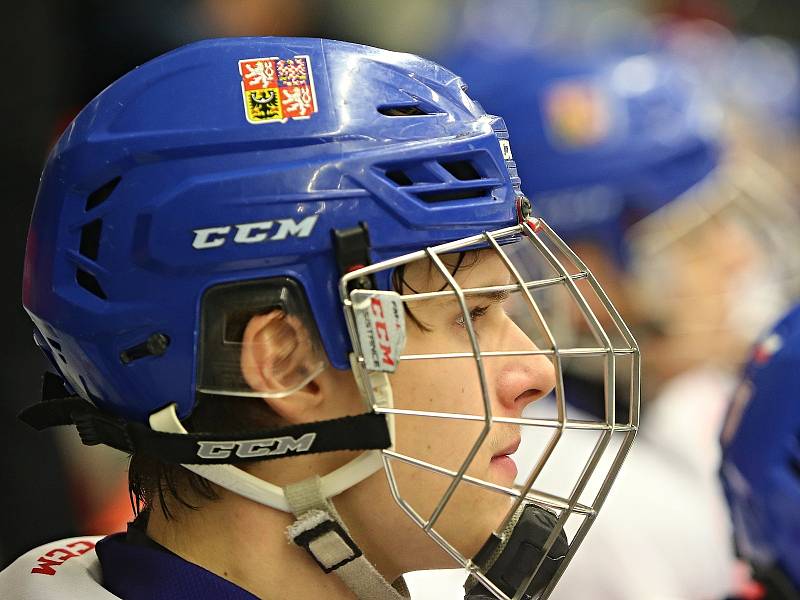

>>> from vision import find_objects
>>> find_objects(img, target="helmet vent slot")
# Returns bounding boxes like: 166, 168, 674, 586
378, 105, 431, 116
385, 169, 414, 186
85, 176, 121, 211
76, 269, 107, 300
79, 219, 103, 261
416, 187, 493, 203
439, 160, 481, 181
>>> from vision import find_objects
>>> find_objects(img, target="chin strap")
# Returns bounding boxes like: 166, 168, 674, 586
283, 367, 406, 600
284, 475, 408, 600
20, 373, 391, 465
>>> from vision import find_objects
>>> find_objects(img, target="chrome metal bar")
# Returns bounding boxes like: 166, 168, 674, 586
513, 428, 614, 600
524, 221, 614, 353
399, 273, 589, 303
373, 406, 637, 431
540, 428, 639, 597
382, 450, 595, 516
381, 456, 428, 529
534, 220, 641, 428
339, 225, 525, 287
335, 223, 641, 600
537, 219, 640, 357
395, 347, 637, 361
423, 247, 492, 531
484, 230, 567, 542
424, 527, 471, 571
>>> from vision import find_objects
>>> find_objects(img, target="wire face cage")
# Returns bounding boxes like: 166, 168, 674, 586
340, 219, 640, 600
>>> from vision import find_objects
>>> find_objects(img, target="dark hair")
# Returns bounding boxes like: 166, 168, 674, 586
128, 394, 284, 520
392, 251, 479, 331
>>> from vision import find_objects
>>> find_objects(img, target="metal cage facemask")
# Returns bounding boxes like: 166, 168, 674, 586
341, 217, 640, 600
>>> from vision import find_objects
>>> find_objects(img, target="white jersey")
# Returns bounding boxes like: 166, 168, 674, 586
550, 368, 738, 600
0, 536, 118, 599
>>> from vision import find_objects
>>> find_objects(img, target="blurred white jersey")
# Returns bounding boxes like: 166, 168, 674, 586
406, 368, 738, 600
549, 371, 737, 599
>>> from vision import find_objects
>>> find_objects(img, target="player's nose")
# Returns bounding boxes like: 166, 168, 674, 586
494, 319, 556, 415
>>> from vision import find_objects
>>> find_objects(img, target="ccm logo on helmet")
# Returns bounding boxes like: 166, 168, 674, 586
196, 433, 317, 459
370, 297, 395, 368
192, 215, 319, 249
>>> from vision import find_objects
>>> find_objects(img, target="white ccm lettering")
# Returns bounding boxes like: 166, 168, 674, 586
192, 215, 319, 250
196, 433, 317, 460
271, 216, 318, 240
192, 226, 231, 249
233, 221, 273, 244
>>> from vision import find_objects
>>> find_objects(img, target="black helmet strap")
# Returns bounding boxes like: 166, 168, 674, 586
19, 372, 390, 465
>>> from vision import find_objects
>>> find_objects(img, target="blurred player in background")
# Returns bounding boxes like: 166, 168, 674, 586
623, 22, 800, 560
405, 3, 800, 598
720, 303, 800, 600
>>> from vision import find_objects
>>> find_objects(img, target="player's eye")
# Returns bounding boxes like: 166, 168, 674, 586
453, 289, 511, 329
455, 305, 490, 328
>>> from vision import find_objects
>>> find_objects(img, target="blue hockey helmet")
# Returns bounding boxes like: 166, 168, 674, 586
442, 44, 722, 266
720, 304, 800, 593
22, 37, 522, 423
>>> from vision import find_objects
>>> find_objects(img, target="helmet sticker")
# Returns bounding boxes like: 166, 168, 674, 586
238, 55, 319, 124
351, 290, 406, 372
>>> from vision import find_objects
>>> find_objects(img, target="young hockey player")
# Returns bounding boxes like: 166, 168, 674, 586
1, 37, 638, 599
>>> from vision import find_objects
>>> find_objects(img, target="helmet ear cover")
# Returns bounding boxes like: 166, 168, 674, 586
197, 276, 326, 400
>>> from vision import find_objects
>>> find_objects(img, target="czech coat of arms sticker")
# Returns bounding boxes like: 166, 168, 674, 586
238, 55, 319, 124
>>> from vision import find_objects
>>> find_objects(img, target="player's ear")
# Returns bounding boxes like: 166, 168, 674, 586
240, 311, 324, 421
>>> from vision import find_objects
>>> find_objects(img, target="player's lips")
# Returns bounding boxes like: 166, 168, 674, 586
492, 438, 521, 459
490, 438, 521, 481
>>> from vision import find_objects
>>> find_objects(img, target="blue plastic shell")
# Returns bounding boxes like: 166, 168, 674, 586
23, 38, 520, 422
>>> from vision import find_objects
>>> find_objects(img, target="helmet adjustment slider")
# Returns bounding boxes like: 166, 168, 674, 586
334, 223, 374, 292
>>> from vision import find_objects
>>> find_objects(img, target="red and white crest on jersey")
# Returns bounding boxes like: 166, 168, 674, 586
752, 332, 783, 365
238, 55, 318, 124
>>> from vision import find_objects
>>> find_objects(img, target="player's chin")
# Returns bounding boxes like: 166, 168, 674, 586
475, 471, 516, 516
464, 493, 516, 557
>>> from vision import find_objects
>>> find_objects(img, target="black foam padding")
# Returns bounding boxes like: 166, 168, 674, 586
466, 504, 569, 600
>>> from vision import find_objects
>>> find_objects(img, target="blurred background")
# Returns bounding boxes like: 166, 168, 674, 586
4, 1, 798, 598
